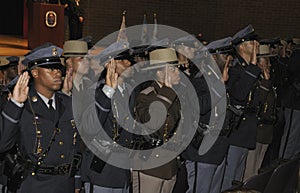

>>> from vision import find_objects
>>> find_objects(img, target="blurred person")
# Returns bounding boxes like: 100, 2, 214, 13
87, 45, 105, 82
279, 38, 300, 160
0, 57, 19, 87
132, 48, 181, 193
172, 36, 232, 193
68, 0, 84, 40
62, 40, 90, 94
80, 42, 134, 193
243, 44, 277, 180
221, 25, 261, 191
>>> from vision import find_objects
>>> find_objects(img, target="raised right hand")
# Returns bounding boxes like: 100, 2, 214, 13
105, 59, 118, 89
12, 71, 30, 103
250, 40, 259, 65
62, 68, 73, 94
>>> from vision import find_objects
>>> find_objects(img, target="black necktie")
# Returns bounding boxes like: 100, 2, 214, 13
48, 99, 55, 111
123, 88, 128, 98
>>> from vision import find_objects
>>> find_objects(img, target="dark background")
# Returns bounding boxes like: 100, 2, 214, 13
0, 0, 24, 35
1, 0, 300, 43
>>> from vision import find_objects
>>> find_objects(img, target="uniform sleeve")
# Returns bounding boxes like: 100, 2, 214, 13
95, 83, 112, 125
192, 76, 211, 118
257, 79, 274, 109
135, 93, 151, 123
0, 100, 22, 153
227, 64, 261, 104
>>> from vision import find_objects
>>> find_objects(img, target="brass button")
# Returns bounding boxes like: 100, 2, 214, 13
59, 141, 64, 145
31, 96, 37, 102
60, 154, 65, 159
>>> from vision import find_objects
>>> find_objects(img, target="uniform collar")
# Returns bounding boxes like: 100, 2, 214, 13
37, 92, 56, 110
118, 82, 126, 95
236, 54, 249, 67
73, 79, 83, 91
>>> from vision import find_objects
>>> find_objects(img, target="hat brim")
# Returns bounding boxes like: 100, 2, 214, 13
209, 47, 233, 55
0, 57, 9, 68
174, 42, 198, 49
28, 57, 63, 69
141, 61, 179, 71
233, 34, 259, 46
36, 63, 66, 76
257, 53, 277, 58
2, 75, 19, 93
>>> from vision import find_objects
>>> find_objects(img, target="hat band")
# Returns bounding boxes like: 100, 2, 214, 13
28, 57, 62, 69
209, 46, 233, 54
64, 52, 87, 56
233, 35, 258, 46
150, 60, 178, 65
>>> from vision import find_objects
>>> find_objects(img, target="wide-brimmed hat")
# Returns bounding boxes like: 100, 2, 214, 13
78, 36, 93, 49
293, 38, 300, 45
142, 48, 179, 71
0, 57, 10, 68
63, 40, 88, 57
257, 45, 277, 58
280, 39, 288, 47
0, 56, 19, 69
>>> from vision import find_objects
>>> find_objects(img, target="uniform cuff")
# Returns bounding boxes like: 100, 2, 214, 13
10, 98, 24, 108
245, 64, 261, 78
2, 100, 23, 123
102, 85, 115, 99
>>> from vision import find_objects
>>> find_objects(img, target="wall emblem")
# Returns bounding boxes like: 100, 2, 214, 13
45, 11, 57, 27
